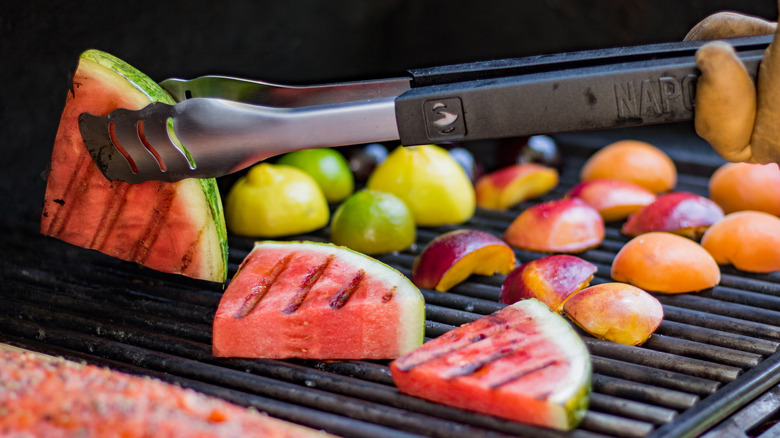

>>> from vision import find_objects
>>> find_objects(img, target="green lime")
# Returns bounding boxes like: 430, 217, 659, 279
277, 148, 355, 202
330, 190, 416, 255
225, 163, 329, 237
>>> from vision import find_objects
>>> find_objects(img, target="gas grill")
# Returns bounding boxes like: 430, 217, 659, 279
2, 122, 780, 438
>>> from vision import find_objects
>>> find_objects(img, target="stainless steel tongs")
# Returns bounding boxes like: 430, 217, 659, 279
79, 35, 772, 183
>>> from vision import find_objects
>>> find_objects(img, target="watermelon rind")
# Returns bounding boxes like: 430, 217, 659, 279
81, 49, 229, 277
518, 299, 591, 429
214, 240, 426, 359
41, 49, 228, 282
390, 298, 591, 431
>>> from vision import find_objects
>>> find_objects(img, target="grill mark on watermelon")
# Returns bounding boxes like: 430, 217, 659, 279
91, 182, 131, 249
236, 253, 293, 318
44, 152, 94, 238
487, 359, 560, 389
177, 227, 202, 275
382, 286, 396, 303
282, 255, 335, 314
130, 183, 176, 262
393, 313, 514, 372
439, 344, 526, 380
330, 269, 365, 309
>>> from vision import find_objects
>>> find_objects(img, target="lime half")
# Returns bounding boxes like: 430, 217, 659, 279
277, 148, 355, 202
330, 190, 416, 255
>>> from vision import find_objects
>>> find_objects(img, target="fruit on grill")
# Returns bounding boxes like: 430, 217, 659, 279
40, 49, 228, 283
0, 349, 334, 437
212, 241, 425, 359
495, 136, 563, 170
330, 189, 415, 255
503, 198, 605, 253
474, 163, 559, 210
516, 135, 563, 169
389, 298, 591, 431
366, 144, 475, 226
611, 232, 721, 293
701, 211, 780, 273
566, 179, 657, 222
579, 140, 677, 194
708, 162, 780, 216
411, 229, 516, 292
225, 163, 329, 238
345, 143, 388, 181
277, 148, 355, 203
448, 146, 482, 182
621, 192, 725, 239
562, 282, 664, 346
499, 255, 597, 312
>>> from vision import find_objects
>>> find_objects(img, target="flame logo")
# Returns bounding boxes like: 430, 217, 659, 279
431, 102, 459, 132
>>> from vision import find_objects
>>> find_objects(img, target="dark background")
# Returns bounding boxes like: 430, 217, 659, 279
1, 0, 777, 224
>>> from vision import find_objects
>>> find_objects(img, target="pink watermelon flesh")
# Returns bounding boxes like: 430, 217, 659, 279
40, 50, 227, 283
390, 299, 591, 431
212, 241, 425, 360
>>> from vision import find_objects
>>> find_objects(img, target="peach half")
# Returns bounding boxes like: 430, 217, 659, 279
621, 192, 724, 239
580, 140, 677, 194
567, 178, 657, 222
611, 232, 720, 293
503, 198, 605, 253
412, 229, 516, 292
475, 163, 559, 210
499, 255, 597, 312
708, 162, 780, 216
563, 282, 663, 346
701, 211, 780, 273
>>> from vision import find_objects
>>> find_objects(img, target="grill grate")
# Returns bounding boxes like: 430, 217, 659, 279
2, 129, 780, 437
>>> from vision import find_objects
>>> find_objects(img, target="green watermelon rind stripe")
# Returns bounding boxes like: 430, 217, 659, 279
80, 49, 229, 281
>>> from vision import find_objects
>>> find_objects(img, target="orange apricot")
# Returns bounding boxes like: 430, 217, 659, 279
611, 232, 720, 293
708, 162, 780, 216
563, 282, 663, 346
580, 140, 677, 194
701, 211, 780, 273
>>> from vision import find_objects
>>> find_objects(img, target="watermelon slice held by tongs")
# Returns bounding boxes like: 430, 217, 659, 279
78, 35, 771, 184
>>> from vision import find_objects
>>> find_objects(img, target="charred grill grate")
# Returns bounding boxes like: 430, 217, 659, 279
2, 128, 780, 437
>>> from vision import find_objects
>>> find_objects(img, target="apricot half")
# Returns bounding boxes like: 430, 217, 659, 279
563, 282, 663, 346
567, 179, 657, 222
500, 255, 597, 312
701, 211, 780, 273
475, 163, 559, 210
611, 232, 720, 293
621, 192, 724, 239
708, 162, 780, 216
412, 229, 516, 292
580, 140, 677, 194
503, 198, 605, 253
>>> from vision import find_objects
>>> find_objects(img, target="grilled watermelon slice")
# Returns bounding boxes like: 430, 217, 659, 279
212, 241, 425, 359
0, 349, 334, 437
390, 299, 591, 431
40, 50, 227, 282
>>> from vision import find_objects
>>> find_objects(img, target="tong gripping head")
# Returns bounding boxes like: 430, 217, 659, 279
78, 102, 197, 184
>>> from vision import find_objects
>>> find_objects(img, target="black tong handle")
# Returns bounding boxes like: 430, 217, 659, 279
396, 34, 772, 145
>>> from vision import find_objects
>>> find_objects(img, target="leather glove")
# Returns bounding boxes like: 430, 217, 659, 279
686, 8, 780, 163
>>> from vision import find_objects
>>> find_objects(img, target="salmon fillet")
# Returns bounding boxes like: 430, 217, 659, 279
0, 349, 336, 437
